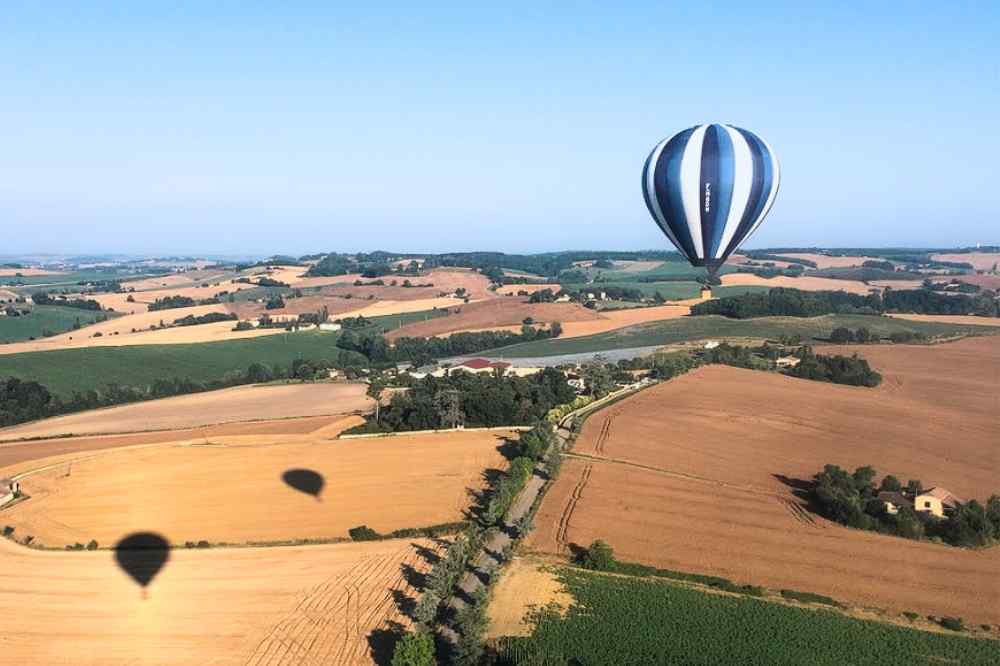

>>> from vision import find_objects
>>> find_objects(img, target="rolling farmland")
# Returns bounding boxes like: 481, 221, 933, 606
484, 313, 1000, 358
526, 337, 1000, 624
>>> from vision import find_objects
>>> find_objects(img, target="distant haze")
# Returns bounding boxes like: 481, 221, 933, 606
2, 5, 997, 255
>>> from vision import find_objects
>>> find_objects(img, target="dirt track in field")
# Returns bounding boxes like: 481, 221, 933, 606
527, 337, 1000, 624
1, 428, 512, 547
0, 383, 373, 441
0, 535, 438, 665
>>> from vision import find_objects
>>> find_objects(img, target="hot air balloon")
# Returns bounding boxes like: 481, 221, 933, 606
642, 124, 780, 277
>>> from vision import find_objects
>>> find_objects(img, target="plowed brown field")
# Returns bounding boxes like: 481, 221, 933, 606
781, 253, 880, 269
0, 536, 438, 665
2, 428, 512, 547
385, 299, 603, 340
527, 337, 1000, 623
0, 383, 372, 440
932, 252, 1000, 271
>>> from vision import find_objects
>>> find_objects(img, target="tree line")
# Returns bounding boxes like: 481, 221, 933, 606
691, 287, 998, 319
348, 369, 576, 434
148, 295, 221, 311
31, 291, 103, 311
811, 464, 1000, 548
336, 325, 560, 368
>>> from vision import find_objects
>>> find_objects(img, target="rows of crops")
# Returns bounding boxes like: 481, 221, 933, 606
496, 568, 997, 664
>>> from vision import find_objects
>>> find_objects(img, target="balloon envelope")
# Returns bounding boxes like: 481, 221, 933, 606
642, 124, 780, 275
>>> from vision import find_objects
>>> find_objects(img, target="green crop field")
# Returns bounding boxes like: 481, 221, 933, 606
484, 314, 1000, 357
593, 261, 738, 282
567, 281, 703, 300
0, 270, 148, 289
710, 284, 773, 298
0, 330, 347, 396
496, 568, 998, 665
0, 306, 111, 343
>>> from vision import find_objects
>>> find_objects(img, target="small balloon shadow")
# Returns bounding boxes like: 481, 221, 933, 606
114, 532, 170, 598
282, 468, 325, 500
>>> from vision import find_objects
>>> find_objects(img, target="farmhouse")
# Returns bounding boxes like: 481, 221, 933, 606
454, 358, 512, 374
877, 491, 910, 515
0, 478, 21, 506
876, 487, 964, 518
915, 487, 964, 518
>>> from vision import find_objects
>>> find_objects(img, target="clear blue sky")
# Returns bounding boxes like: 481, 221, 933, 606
2, 2, 998, 256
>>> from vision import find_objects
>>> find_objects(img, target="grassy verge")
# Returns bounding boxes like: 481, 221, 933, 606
0, 329, 345, 396
494, 567, 998, 664
482, 314, 1000, 358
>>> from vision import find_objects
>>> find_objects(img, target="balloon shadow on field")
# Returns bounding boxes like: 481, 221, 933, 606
114, 532, 170, 599
282, 468, 325, 500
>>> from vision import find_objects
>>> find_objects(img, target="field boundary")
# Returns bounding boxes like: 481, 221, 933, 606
338, 425, 531, 440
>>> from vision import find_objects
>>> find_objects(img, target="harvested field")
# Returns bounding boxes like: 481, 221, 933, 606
2, 428, 513, 547
496, 284, 557, 296
0, 267, 62, 276
527, 337, 1000, 623
0, 306, 283, 355
487, 558, 572, 639
780, 253, 880, 269
559, 304, 693, 339
89, 291, 149, 314
887, 313, 1000, 327
0, 536, 438, 665
932, 252, 1000, 271
0, 383, 372, 440
385, 299, 603, 340
0, 415, 358, 470
951, 273, 1000, 290
719, 272, 876, 294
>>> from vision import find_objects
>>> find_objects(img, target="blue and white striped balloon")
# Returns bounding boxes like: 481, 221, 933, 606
641, 124, 780, 275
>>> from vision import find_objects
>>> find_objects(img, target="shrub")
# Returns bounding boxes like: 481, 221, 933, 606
939, 617, 965, 632
196, 540, 211, 548
86, 539, 98, 550
579, 540, 615, 571
903, 611, 920, 621
390, 630, 436, 666
2, 526, 13, 537
779, 589, 842, 608
184, 541, 196, 549
348, 525, 381, 541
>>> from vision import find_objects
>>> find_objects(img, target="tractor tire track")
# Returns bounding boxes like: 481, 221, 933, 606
556, 463, 592, 552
